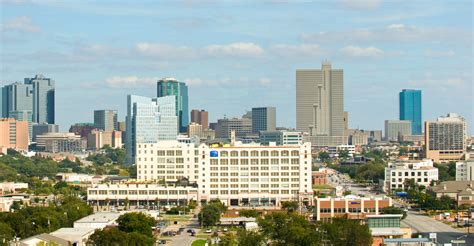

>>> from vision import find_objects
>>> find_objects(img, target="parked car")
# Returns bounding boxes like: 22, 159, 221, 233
205, 229, 212, 233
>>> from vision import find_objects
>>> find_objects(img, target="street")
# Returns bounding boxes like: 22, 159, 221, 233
167, 218, 201, 246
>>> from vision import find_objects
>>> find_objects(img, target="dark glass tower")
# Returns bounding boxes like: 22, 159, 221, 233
399, 89, 422, 135
157, 78, 189, 133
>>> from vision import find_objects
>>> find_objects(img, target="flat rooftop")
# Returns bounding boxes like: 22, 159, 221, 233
74, 212, 121, 224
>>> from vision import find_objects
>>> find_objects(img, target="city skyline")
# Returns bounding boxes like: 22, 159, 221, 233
1, 1, 472, 133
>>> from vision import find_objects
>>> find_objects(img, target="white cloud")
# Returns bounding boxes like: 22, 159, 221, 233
135, 42, 197, 59
270, 44, 323, 58
1, 16, 41, 33
105, 76, 158, 88
204, 42, 264, 58
339, 45, 384, 58
300, 24, 471, 44
338, 0, 383, 10
424, 50, 455, 58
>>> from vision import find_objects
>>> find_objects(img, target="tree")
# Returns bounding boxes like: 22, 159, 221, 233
338, 150, 350, 160
208, 199, 227, 213
117, 212, 157, 237
281, 201, 299, 212
318, 151, 330, 162
399, 147, 409, 156
381, 206, 407, 219
238, 209, 260, 218
220, 232, 238, 246
198, 205, 221, 227
188, 199, 197, 210
236, 229, 265, 246
0, 222, 14, 243
320, 218, 372, 246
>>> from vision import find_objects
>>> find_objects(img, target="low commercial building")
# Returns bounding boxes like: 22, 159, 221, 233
73, 211, 121, 229
20, 233, 70, 246
260, 130, 304, 146
367, 214, 412, 246
384, 159, 438, 192
0, 182, 28, 194
49, 227, 95, 246
431, 181, 474, 207
314, 196, 392, 221
36, 132, 86, 153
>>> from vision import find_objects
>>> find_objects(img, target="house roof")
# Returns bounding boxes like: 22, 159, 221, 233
431, 181, 474, 194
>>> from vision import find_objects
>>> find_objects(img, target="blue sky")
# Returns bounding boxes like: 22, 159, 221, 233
1, 0, 472, 133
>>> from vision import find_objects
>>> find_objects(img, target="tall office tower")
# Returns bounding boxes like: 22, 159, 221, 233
94, 110, 118, 131
0, 118, 29, 151
425, 113, 467, 163
157, 78, 188, 133
32, 123, 59, 142
399, 89, 422, 135
384, 120, 412, 141
190, 109, 209, 129
125, 95, 178, 165
251, 107, 276, 134
2, 82, 33, 118
24, 75, 55, 124
296, 61, 346, 146
9, 110, 33, 142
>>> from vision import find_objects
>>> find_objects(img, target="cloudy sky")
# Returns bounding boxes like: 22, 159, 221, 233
1, 0, 472, 133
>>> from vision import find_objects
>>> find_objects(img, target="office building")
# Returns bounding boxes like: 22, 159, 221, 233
32, 123, 59, 142
9, 110, 33, 142
125, 95, 178, 165
0, 118, 29, 151
1, 82, 33, 119
384, 120, 411, 141
190, 109, 209, 129
456, 161, 474, 181
260, 130, 304, 146
215, 117, 252, 139
94, 110, 118, 131
399, 89, 422, 135
366, 130, 383, 143
87, 130, 122, 150
36, 132, 85, 153
157, 78, 188, 132
24, 74, 55, 124
425, 113, 467, 163
296, 61, 346, 146
69, 123, 95, 139
135, 141, 313, 206
383, 159, 438, 192
314, 196, 392, 221
251, 107, 276, 134
187, 122, 203, 139
345, 129, 369, 146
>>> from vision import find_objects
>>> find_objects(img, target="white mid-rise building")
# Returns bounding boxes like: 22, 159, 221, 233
327, 145, 355, 157
119, 141, 314, 207
456, 160, 474, 181
384, 159, 438, 192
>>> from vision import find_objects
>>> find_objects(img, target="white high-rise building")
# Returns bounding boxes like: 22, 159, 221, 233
135, 141, 313, 206
125, 95, 178, 165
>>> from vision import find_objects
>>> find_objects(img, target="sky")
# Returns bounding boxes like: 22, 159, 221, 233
1, 0, 473, 133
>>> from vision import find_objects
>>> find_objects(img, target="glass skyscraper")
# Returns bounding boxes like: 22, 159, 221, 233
157, 78, 188, 133
94, 110, 118, 131
125, 95, 178, 165
24, 75, 55, 124
399, 89, 422, 135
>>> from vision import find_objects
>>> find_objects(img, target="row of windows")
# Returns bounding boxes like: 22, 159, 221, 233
391, 171, 431, 176
209, 184, 300, 188
89, 190, 189, 195
209, 172, 301, 176
319, 207, 376, 213
391, 178, 429, 183
209, 166, 300, 171
220, 150, 302, 157
209, 178, 302, 182
210, 159, 303, 165
209, 190, 300, 194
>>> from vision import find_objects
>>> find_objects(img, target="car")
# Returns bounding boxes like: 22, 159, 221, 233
205, 229, 212, 233
223, 228, 228, 232
187, 229, 193, 233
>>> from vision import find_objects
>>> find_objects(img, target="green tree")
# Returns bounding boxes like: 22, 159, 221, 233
238, 209, 260, 218
198, 205, 221, 227
338, 150, 350, 159
188, 199, 197, 210
117, 212, 157, 237
281, 201, 299, 213
0, 222, 14, 244
318, 151, 330, 162
381, 206, 407, 219
220, 232, 238, 246
320, 218, 372, 246
236, 229, 265, 246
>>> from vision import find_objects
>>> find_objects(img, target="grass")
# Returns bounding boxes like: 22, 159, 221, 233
313, 184, 334, 189
191, 239, 207, 246
161, 214, 193, 221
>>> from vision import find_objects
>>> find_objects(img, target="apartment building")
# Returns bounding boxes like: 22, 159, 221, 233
314, 196, 392, 221
456, 160, 474, 181
384, 159, 438, 192
134, 141, 313, 207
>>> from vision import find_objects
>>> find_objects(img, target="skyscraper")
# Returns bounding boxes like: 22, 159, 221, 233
157, 78, 188, 133
399, 89, 422, 135
125, 95, 178, 165
94, 110, 118, 131
425, 113, 466, 163
384, 120, 412, 141
24, 75, 55, 124
190, 109, 209, 129
251, 107, 276, 134
296, 61, 346, 146
2, 82, 33, 119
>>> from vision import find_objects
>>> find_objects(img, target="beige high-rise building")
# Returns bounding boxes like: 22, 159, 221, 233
384, 120, 412, 141
190, 109, 208, 129
187, 122, 203, 139
425, 113, 466, 163
296, 61, 346, 146
0, 118, 29, 151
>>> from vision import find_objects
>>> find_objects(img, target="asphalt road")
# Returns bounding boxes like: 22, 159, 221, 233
168, 218, 201, 246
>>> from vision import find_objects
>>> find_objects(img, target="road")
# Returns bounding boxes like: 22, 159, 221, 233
167, 218, 201, 246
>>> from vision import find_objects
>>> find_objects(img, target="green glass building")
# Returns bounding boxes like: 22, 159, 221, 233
157, 78, 188, 133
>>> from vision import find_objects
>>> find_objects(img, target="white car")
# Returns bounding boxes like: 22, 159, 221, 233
205, 229, 212, 233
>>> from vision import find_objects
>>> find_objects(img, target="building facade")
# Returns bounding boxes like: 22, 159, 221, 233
425, 113, 467, 163
0, 118, 29, 151
384, 120, 411, 142
456, 160, 474, 181
24, 74, 55, 124
135, 141, 313, 206
187, 122, 203, 139
384, 159, 438, 192
399, 89, 422, 135
190, 109, 208, 129
251, 107, 276, 134
94, 110, 118, 131
36, 132, 86, 153
260, 130, 304, 146
157, 78, 188, 132
125, 95, 178, 165
9, 110, 33, 142
87, 130, 122, 150
32, 123, 59, 142
314, 196, 392, 221
215, 118, 252, 139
